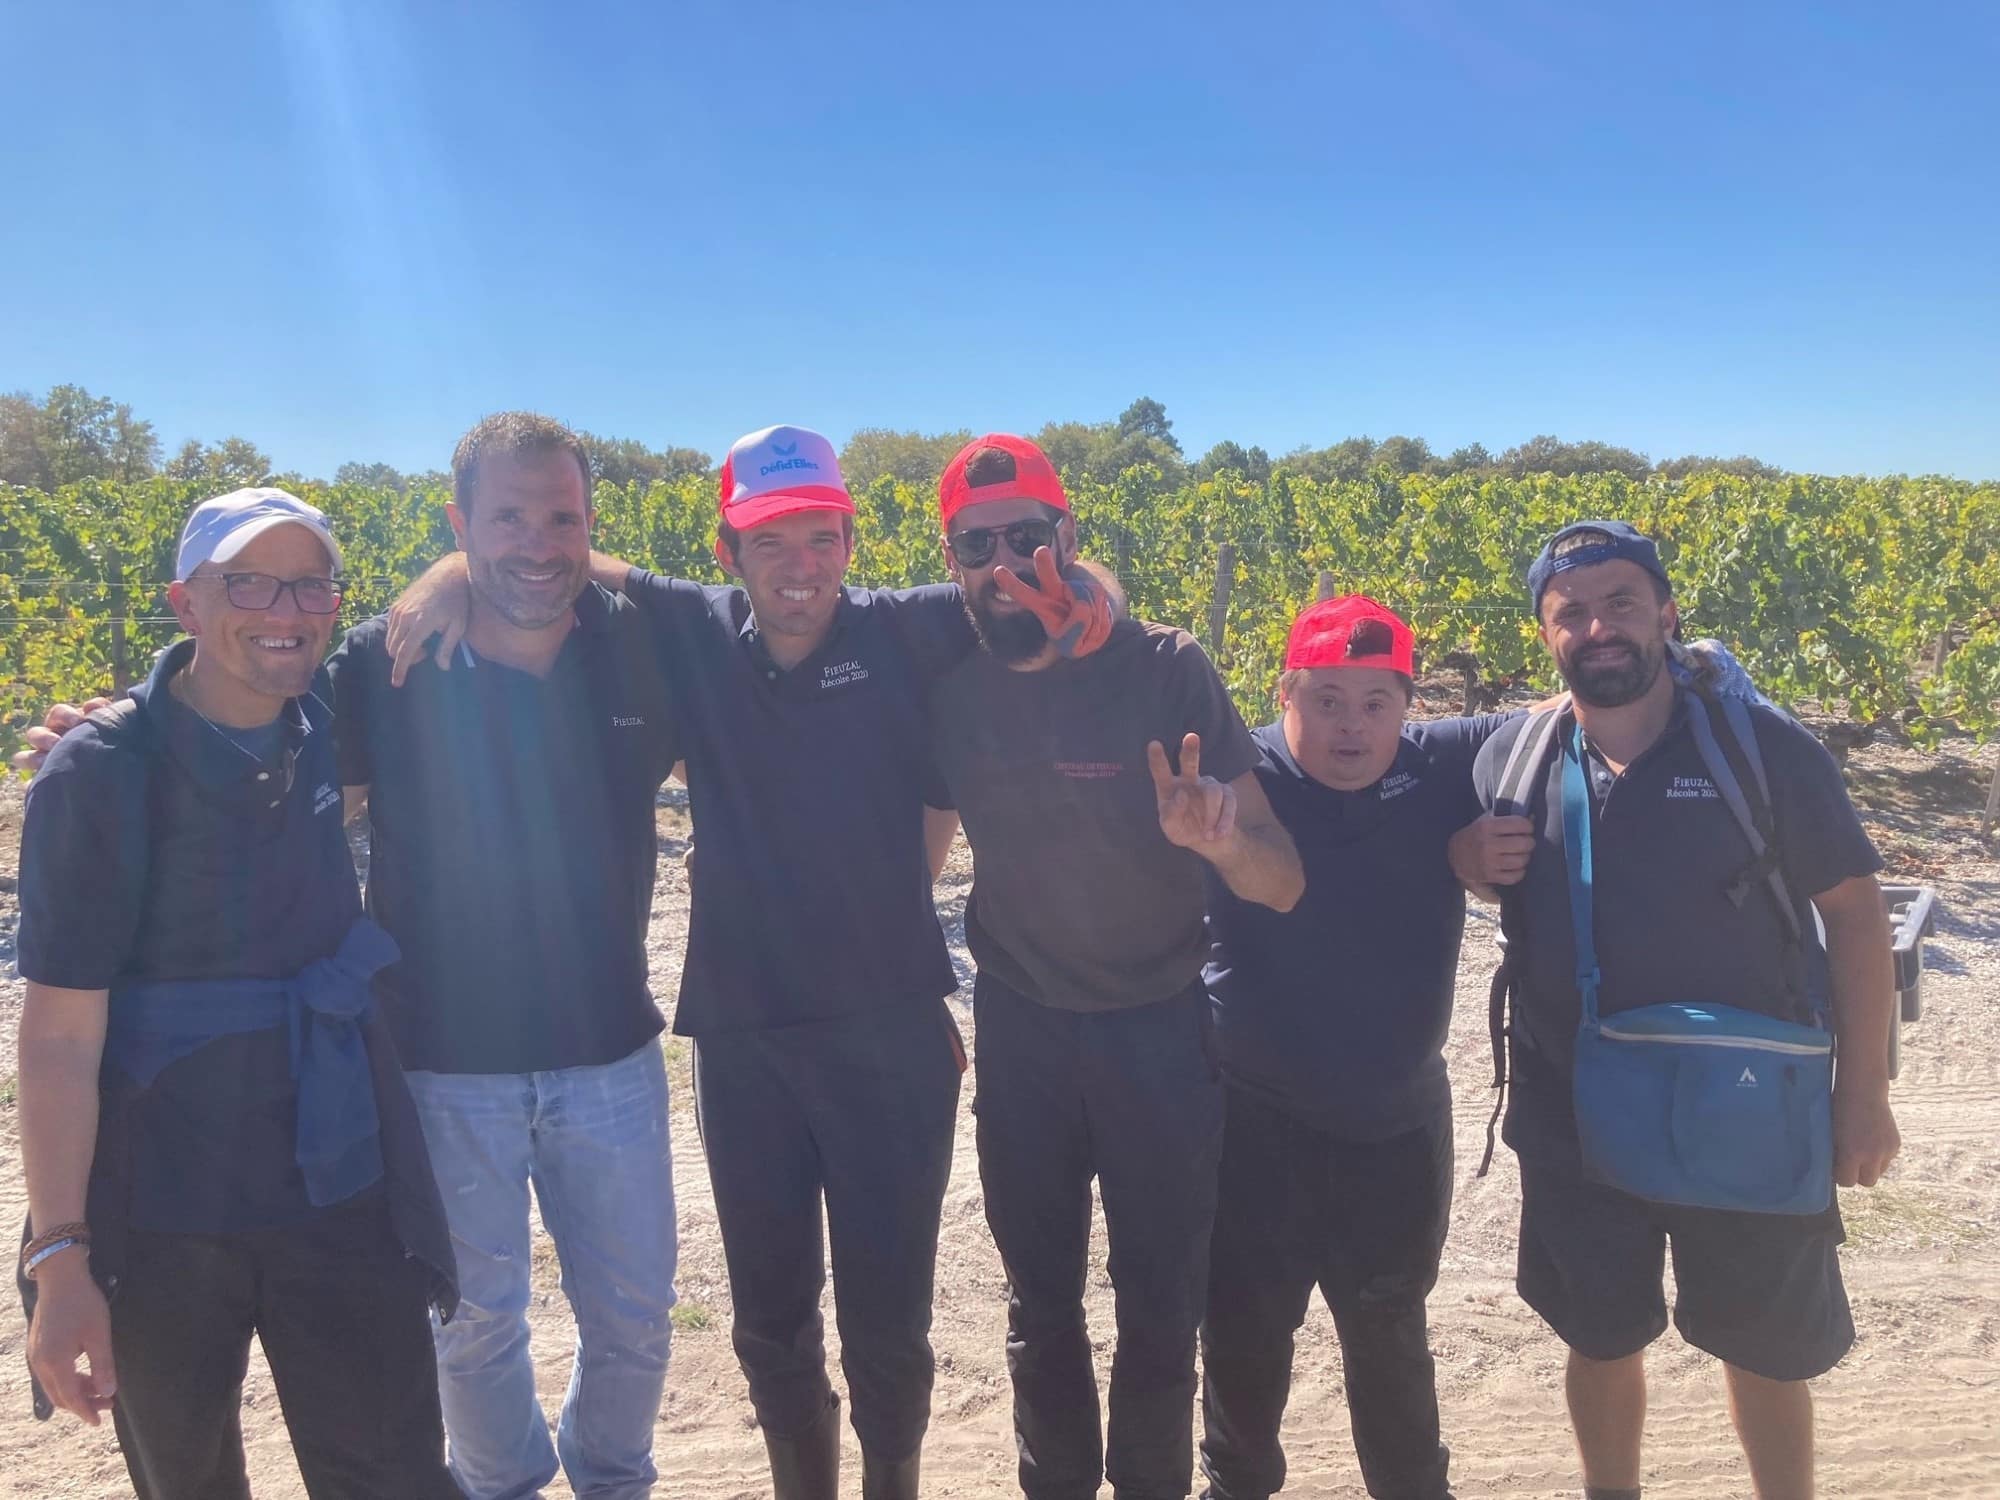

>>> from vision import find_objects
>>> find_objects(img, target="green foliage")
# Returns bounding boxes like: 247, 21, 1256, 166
6, 468, 1997, 757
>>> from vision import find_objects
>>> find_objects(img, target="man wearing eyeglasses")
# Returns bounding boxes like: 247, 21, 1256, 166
925, 435, 1306, 1500
15, 489, 460, 1498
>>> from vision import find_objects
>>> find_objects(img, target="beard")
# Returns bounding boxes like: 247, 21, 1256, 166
1560, 634, 1666, 708
469, 551, 587, 630
962, 580, 1049, 664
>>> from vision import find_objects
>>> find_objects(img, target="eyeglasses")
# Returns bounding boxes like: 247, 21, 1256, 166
948, 519, 1058, 569
205, 573, 345, 614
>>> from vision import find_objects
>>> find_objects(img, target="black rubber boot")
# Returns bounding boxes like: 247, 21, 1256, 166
861, 1446, 922, 1500
765, 1394, 842, 1500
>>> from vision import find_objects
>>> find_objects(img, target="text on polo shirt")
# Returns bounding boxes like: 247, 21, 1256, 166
1668, 776, 1721, 800
820, 659, 870, 689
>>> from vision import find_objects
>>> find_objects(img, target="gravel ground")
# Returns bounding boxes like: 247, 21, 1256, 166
0, 720, 1995, 1499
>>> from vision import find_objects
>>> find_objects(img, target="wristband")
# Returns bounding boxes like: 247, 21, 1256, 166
22, 1238, 87, 1279
20, 1219, 92, 1279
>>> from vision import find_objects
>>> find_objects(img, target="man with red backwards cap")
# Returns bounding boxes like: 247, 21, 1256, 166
926, 435, 1305, 1500
1196, 595, 1523, 1500
384, 423, 1113, 1500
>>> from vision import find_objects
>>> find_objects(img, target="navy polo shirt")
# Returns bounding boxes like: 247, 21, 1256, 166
1472, 691, 1882, 1142
622, 572, 967, 1035
1204, 714, 1515, 1140
17, 637, 359, 1231
328, 584, 679, 1074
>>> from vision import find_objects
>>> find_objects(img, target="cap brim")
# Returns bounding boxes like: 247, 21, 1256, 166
721, 488, 857, 530
208, 514, 344, 573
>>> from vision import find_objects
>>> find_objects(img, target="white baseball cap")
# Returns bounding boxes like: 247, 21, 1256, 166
176, 488, 343, 579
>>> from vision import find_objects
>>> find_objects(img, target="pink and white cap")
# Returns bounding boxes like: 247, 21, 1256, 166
176, 487, 342, 579
717, 425, 854, 530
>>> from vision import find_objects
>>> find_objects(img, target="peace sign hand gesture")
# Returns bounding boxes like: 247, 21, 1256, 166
1147, 732, 1238, 851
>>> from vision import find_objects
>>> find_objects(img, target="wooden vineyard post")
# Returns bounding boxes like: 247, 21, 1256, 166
1209, 543, 1236, 655
107, 547, 131, 694
1983, 753, 2000, 838
1316, 570, 1337, 601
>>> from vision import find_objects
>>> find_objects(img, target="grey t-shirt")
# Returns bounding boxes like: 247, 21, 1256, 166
929, 619, 1258, 1012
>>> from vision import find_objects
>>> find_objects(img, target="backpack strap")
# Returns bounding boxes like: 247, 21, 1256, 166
1475, 705, 1565, 1179
1682, 694, 1802, 946
1492, 705, 1564, 817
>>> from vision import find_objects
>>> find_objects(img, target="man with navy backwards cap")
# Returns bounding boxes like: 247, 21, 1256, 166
15, 489, 459, 1498
383, 423, 1113, 1500
1461, 520, 1902, 1500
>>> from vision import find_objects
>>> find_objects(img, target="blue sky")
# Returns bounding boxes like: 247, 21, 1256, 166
4, 0, 1996, 479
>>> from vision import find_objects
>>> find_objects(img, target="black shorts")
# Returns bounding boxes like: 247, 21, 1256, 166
1515, 1151, 1854, 1381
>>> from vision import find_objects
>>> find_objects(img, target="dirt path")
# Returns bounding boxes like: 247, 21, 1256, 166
1, 735, 1995, 1499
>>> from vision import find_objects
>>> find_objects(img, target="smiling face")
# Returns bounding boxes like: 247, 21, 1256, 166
944, 496, 1075, 663
447, 448, 593, 630
1539, 558, 1677, 708
723, 508, 855, 661
1280, 665, 1411, 790
168, 522, 339, 712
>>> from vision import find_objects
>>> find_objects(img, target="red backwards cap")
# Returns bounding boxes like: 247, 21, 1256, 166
1286, 595, 1416, 677
938, 434, 1070, 529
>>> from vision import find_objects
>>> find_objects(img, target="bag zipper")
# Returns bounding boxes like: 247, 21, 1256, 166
1596, 1025, 1828, 1056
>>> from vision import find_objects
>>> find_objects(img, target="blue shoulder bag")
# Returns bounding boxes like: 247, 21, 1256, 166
1558, 709, 1835, 1215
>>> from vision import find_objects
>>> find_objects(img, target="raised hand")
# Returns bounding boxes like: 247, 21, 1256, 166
10, 699, 112, 776
384, 555, 474, 686
993, 547, 1113, 659
1146, 732, 1237, 851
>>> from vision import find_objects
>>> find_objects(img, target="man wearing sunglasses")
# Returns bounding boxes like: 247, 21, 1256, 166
379, 422, 1115, 1500
15, 488, 460, 1497
926, 434, 1305, 1500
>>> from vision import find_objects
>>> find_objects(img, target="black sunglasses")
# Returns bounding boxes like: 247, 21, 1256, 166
948, 519, 1058, 569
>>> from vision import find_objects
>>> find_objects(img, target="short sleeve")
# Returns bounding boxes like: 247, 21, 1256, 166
16, 735, 151, 990
325, 622, 379, 787
1169, 636, 1259, 785
874, 584, 976, 685
1755, 711, 1883, 898
1420, 711, 1521, 774
1470, 718, 1522, 812
1416, 711, 1522, 822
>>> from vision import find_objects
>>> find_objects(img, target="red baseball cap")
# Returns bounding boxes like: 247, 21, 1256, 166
718, 424, 855, 530
1286, 595, 1416, 677
938, 434, 1070, 529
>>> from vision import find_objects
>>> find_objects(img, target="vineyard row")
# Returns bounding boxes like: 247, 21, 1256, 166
6, 467, 1997, 756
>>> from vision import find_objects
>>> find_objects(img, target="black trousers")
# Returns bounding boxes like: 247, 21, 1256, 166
107, 1189, 458, 1500
692, 998, 962, 1460
1200, 1086, 1454, 1500
973, 973, 1224, 1500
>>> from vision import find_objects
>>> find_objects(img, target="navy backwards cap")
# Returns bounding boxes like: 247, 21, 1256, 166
1527, 519, 1672, 613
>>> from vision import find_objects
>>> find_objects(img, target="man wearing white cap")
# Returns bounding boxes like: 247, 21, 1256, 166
15, 489, 460, 1498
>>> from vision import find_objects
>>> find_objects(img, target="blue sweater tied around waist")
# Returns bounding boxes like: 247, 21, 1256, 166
104, 917, 400, 1209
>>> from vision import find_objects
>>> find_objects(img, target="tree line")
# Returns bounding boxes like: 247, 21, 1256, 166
2, 385, 1796, 501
